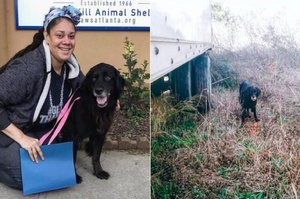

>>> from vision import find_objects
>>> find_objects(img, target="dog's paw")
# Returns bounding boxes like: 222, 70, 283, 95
95, 170, 110, 179
76, 174, 83, 184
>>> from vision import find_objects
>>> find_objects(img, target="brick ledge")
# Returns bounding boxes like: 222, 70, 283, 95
80, 136, 150, 151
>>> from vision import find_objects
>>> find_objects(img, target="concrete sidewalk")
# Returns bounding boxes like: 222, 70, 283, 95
0, 150, 150, 199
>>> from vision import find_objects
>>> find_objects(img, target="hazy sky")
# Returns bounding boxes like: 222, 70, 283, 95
151, 0, 300, 46
218, 0, 300, 29
217, 0, 300, 46
222, 0, 299, 15
151, 0, 211, 41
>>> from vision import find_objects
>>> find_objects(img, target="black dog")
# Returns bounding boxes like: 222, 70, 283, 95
239, 80, 261, 123
60, 63, 125, 183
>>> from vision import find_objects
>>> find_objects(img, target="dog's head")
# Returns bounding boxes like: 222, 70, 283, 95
240, 81, 261, 102
248, 86, 261, 102
81, 63, 125, 108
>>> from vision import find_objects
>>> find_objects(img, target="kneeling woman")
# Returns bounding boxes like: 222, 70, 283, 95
0, 5, 84, 189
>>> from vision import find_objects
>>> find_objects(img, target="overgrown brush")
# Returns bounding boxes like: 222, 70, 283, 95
151, 2, 300, 197
151, 46, 300, 198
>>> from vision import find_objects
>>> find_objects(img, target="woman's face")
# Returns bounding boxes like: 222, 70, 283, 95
44, 18, 76, 67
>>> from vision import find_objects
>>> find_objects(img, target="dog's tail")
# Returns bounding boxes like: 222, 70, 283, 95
239, 80, 249, 104
240, 80, 248, 90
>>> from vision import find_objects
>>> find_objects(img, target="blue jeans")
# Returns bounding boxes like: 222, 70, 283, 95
0, 141, 23, 190
0, 131, 57, 190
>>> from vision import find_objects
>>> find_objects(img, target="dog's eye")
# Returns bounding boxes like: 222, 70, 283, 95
104, 76, 111, 81
92, 74, 99, 82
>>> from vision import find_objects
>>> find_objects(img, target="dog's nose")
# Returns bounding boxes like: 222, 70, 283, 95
95, 88, 104, 95
251, 96, 257, 101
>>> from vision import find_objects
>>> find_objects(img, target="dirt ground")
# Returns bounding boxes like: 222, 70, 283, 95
108, 111, 150, 141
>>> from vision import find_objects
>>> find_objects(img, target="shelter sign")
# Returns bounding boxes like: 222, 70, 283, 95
15, 0, 150, 30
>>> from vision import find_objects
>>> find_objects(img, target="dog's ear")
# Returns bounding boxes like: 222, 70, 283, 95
115, 70, 125, 98
255, 87, 261, 97
241, 86, 251, 97
80, 68, 94, 94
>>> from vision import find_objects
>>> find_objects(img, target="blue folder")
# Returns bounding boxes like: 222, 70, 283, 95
20, 142, 76, 195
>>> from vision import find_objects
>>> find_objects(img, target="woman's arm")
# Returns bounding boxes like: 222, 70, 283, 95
2, 124, 44, 163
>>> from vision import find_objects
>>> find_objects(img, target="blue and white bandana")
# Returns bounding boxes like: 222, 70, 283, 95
43, 5, 81, 30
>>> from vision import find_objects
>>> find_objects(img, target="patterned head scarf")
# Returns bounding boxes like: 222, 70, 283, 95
43, 5, 82, 30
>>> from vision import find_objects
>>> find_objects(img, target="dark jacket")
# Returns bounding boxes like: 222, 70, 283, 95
0, 41, 84, 143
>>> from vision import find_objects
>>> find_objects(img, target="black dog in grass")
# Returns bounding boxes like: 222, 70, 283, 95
60, 63, 125, 183
239, 80, 261, 123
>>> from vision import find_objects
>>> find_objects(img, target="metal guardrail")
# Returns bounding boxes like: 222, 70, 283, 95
151, 36, 212, 82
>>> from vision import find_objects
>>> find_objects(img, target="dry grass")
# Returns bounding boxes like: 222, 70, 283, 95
151, 46, 300, 198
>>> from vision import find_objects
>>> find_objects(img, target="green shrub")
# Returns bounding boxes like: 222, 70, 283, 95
121, 37, 150, 119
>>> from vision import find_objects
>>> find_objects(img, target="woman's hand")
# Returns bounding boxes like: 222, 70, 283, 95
19, 135, 44, 163
2, 123, 44, 163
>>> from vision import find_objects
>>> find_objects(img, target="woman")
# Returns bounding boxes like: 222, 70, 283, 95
0, 5, 84, 189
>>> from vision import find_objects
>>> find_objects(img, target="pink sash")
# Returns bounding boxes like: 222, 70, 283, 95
39, 95, 80, 145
